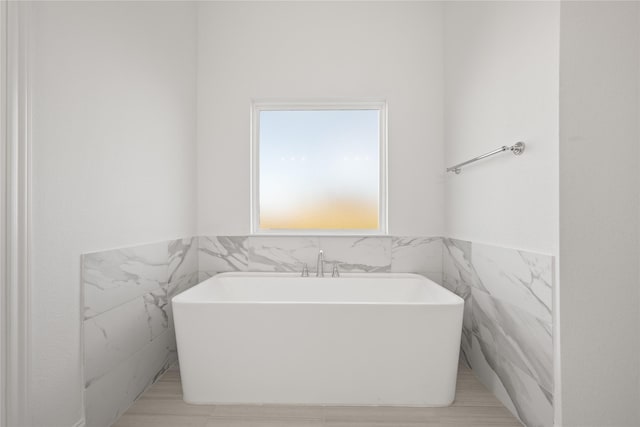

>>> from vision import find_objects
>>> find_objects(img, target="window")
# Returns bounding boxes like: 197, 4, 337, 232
251, 101, 387, 234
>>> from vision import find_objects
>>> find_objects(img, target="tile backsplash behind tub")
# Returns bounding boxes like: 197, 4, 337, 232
199, 235, 443, 283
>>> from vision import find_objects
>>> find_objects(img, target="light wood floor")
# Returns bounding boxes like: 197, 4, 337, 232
113, 365, 523, 427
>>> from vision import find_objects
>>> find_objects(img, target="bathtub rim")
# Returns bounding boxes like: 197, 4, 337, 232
172, 272, 464, 307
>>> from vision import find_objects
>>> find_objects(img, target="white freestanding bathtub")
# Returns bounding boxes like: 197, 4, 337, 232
172, 272, 464, 407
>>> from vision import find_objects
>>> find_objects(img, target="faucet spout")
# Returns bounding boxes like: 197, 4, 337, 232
316, 250, 324, 277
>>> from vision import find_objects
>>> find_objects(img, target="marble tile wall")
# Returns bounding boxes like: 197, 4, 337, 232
198, 235, 443, 284
443, 238, 554, 427
82, 237, 198, 427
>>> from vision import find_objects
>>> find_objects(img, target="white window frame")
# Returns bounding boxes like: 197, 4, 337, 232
250, 100, 388, 235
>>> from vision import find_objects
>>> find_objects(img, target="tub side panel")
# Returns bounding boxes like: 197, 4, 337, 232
173, 302, 462, 406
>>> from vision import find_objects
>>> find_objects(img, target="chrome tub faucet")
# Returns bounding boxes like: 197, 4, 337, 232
304, 250, 337, 278
316, 250, 324, 277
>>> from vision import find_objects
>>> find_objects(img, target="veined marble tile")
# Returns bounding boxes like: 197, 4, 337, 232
391, 237, 442, 283
471, 288, 553, 398
85, 329, 177, 427
319, 236, 391, 272
468, 331, 553, 427
248, 236, 319, 272
199, 236, 248, 276
148, 272, 198, 337
460, 292, 474, 367
447, 239, 556, 427
83, 242, 169, 319
168, 237, 198, 283
442, 238, 480, 297
495, 354, 554, 427
465, 335, 518, 418
167, 272, 199, 331
84, 291, 168, 387
442, 240, 475, 358
168, 271, 199, 300
164, 272, 199, 353
472, 243, 553, 323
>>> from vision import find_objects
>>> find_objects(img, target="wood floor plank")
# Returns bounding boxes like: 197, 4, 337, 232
211, 404, 324, 420
112, 414, 209, 427
323, 406, 440, 423
435, 406, 524, 426
157, 368, 181, 382
452, 382, 504, 407
204, 418, 322, 427
324, 422, 440, 427
139, 381, 183, 399
126, 398, 215, 416
115, 365, 523, 427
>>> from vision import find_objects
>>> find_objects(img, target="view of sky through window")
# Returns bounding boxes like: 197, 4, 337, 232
259, 109, 380, 230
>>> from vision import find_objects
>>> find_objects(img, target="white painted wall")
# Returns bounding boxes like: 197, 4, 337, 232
30, 2, 197, 426
196, 1, 444, 236
559, 2, 640, 426
443, 1, 559, 255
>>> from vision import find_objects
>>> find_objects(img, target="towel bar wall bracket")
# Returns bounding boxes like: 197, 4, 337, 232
446, 141, 525, 174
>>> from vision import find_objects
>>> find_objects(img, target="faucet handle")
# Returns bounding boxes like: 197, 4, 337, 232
332, 264, 340, 278
301, 263, 309, 277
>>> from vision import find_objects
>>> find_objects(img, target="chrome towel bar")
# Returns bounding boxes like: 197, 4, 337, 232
446, 142, 525, 174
